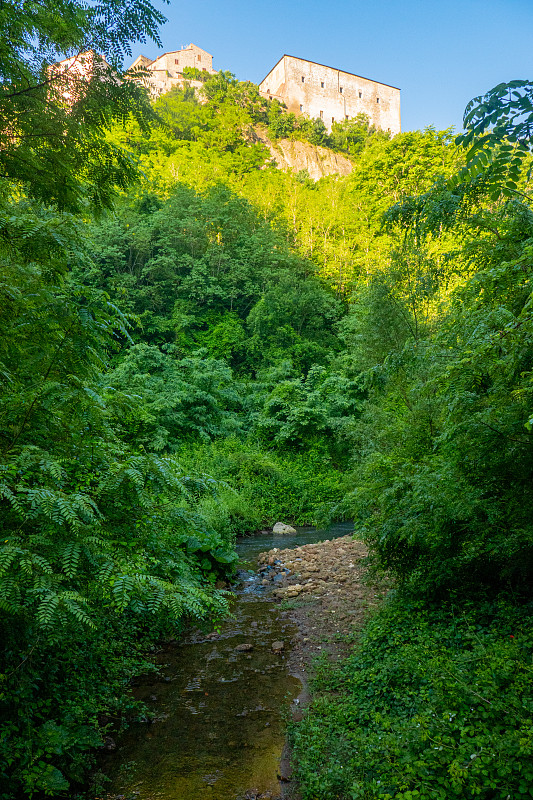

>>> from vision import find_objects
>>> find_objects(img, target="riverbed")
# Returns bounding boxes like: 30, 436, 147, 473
102, 522, 355, 800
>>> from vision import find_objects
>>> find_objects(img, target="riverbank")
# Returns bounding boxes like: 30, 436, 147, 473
258, 536, 388, 668
256, 535, 390, 798
270, 545, 533, 800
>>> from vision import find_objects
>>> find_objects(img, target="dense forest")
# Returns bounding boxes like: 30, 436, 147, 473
1, 2, 532, 798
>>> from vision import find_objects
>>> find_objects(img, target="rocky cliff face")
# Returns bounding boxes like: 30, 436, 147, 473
251, 127, 353, 181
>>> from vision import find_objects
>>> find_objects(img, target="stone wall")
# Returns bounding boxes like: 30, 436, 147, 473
259, 54, 400, 134
128, 44, 215, 98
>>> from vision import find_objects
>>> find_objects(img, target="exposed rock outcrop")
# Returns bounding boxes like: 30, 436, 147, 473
249, 126, 353, 181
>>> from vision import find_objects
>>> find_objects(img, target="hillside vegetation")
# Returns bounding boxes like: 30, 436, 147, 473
1, 17, 533, 799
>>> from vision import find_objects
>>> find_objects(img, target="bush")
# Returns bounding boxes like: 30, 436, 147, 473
177, 438, 346, 528
291, 595, 533, 800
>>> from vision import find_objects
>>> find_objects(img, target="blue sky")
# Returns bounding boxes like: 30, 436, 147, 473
136, 0, 533, 132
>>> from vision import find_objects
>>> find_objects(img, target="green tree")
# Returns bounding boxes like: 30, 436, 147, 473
453, 80, 533, 199
329, 112, 389, 156
0, 0, 166, 210
0, 192, 235, 798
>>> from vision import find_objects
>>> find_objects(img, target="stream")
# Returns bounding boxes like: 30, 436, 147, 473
103, 522, 354, 800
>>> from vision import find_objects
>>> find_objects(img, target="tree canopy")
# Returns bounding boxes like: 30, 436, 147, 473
0, 0, 166, 209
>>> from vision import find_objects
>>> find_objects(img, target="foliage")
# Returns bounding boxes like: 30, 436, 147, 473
253, 365, 362, 457
5, 46, 533, 799
452, 80, 533, 200
290, 596, 533, 800
266, 101, 330, 147
177, 438, 345, 528
329, 113, 390, 156
181, 66, 209, 83
338, 198, 533, 596
0, 195, 234, 797
0, 0, 166, 210
239, 127, 463, 294
105, 343, 242, 449
288, 81, 533, 800
81, 182, 343, 373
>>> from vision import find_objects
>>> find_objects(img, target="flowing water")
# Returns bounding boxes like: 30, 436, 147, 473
103, 522, 353, 800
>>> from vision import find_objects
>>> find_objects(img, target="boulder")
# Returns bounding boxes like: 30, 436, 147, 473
273, 522, 297, 534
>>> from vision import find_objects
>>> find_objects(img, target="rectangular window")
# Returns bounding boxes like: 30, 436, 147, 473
175, 59, 179, 65
359, 91, 362, 98
339, 86, 343, 93
320, 110, 323, 119
197, 54, 201, 61
321, 81, 324, 88
376, 97, 380, 103
301, 76, 305, 82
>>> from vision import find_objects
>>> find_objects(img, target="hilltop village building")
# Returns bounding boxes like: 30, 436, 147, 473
48, 51, 115, 104
52, 45, 400, 137
259, 54, 401, 134
128, 43, 216, 97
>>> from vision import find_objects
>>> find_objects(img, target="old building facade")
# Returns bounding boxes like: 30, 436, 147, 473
48, 51, 114, 104
128, 43, 216, 97
259, 54, 400, 134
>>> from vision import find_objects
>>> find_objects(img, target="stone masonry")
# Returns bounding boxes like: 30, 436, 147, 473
259, 54, 401, 134
128, 43, 216, 97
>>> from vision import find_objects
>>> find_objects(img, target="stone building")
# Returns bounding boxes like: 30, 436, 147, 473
128, 43, 216, 97
259, 54, 400, 134
48, 51, 114, 104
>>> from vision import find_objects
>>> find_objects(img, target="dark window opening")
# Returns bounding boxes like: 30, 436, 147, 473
321, 81, 324, 88
175, 59, 179, 65
359, 91, 362, 98
332, 116, 335, 123
339, 86, 343, 93
301, 76, 305, 82
376, 97, 380, 103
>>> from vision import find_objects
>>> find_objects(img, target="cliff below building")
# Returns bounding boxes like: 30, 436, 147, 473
250, 126, 353, 180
